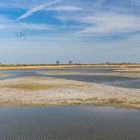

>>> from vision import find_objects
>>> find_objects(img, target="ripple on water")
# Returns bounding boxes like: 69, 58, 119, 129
0, 106, 140, 140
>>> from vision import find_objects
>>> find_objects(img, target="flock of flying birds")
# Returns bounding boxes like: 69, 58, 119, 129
16, 32, 26, 39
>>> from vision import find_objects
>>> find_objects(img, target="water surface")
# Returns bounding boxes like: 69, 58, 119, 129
0, 106, 140, 140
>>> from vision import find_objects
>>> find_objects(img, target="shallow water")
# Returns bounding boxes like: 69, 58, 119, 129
0, 68, 140, 89
0, 106, 140, 140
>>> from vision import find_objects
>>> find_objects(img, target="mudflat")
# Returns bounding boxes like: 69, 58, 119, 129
0, 76, 140, 108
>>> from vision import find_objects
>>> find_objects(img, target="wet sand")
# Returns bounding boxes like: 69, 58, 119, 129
0, 77, 140, 108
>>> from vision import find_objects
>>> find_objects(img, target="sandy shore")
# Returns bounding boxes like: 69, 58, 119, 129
0, 77, 140, 109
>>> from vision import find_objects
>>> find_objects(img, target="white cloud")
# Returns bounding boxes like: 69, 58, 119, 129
46, 5, 81, 11
0, 16, 49, 31
18, 0, 61, 20
14, 23, 49, 30
1, 0, 140, 36
77, 13, 140, 34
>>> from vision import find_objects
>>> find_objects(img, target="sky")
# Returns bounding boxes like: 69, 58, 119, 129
0, 0, 140, 64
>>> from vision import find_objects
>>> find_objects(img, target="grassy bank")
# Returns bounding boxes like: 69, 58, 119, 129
0, 64, 140, 70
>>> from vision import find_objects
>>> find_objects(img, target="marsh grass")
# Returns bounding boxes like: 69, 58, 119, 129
0, 74, 7, 77
108, 98, 125, 104
1, 83, 56, 91
1, 81, 82, 91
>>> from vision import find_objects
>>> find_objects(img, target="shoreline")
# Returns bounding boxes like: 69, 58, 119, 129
0, 64, 140, 70
0, 77, 140, 109
0, 99, 139, 110
0, 103, 139, 110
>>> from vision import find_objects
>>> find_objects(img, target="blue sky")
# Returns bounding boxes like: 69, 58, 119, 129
0, 0, 140, 64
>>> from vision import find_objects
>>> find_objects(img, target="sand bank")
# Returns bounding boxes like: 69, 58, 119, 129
0, 77, 140, 108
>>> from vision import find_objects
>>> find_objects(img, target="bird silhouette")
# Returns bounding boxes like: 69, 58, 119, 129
16, 32, 26, 39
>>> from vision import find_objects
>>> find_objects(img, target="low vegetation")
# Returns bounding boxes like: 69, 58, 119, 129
1, 83, 55, 91
0, 64, 140, 70
0, 74, 7, 77
0, 78, 82, 91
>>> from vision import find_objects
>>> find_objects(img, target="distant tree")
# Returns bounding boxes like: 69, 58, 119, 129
56, 61, 60, 66
106, 62, 111, 65
69, 61, 73, 65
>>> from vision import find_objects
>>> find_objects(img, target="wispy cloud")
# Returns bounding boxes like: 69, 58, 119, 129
14, 23, 49, 30
77, 13, 140, 34
55, 7, 140, 35
0, 16, 49, 31
46, 5, 81, 11
1, 0, 140, 38
18, 0, 61, 20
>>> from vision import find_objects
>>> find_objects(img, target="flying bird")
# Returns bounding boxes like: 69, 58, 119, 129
16, 32, 26, 39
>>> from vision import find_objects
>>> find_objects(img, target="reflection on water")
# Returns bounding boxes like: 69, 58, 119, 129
0, 106, 140, 140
